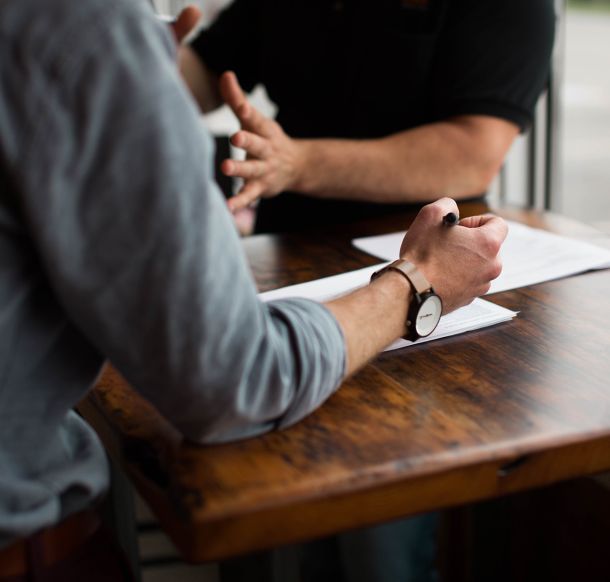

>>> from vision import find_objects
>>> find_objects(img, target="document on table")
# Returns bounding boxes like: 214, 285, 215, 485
352, 220, 610, 295
259, 266, 517, 352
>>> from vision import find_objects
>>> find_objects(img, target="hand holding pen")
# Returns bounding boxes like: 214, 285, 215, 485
399, 198, 507, 312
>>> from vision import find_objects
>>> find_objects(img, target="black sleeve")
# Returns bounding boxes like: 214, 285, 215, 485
190, 1, 261, 93
430, 0, 556, 131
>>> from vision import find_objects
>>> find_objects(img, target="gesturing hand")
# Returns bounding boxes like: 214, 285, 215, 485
400, 198, 508, 314
219, 72, 305, 212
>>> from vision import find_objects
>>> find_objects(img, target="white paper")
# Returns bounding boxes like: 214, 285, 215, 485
383, 298, 515, 351
352, 220, 610, 294
259, 263, 384, 303
259, 269, 516, 352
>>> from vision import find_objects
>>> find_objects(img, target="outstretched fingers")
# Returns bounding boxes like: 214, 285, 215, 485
227, 182, 265, 212
231, 131, 271, 159
219, 71, 273, 136
222, 158, 267, 180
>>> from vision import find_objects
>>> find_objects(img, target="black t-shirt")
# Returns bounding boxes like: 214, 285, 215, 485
193, 0, 555, 233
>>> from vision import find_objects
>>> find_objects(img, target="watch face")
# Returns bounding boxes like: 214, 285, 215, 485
415, 295, 442, 337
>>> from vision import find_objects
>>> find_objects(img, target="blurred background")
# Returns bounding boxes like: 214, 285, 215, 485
563, 0, 610, 231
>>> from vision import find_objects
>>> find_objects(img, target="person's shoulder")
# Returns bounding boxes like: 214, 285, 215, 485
0, 0, 169, 74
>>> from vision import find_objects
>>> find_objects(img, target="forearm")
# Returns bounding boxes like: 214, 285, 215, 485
294, 116, 518, 203
178, 45, 222, 113
325, 271, 411, 376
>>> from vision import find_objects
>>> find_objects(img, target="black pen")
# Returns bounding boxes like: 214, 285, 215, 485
442, 212, 459, 226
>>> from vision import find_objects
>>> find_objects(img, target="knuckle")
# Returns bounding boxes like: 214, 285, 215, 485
437, 196, 455, 207
496, 216, 509, 238
489, 236, 503, 256
489, 258, 503, 280
417, 203, 440, 222
479, 234, 501, 257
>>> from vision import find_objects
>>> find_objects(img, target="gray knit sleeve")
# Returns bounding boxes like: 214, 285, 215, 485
13, 0, 346, 443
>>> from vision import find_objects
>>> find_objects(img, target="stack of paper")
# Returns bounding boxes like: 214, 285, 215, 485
258, 222, 610, 351
352, 220, 610, 294
259, 266, 517, 352
383, 298, 516, 351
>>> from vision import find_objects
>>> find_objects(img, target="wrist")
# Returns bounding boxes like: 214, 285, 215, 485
371, 267, 413, 296
371, 259, 442, 341
400, 248, 432, 288
369, 268, 412, 337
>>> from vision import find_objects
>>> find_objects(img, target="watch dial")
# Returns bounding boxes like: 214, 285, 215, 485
415, 295, 442, 337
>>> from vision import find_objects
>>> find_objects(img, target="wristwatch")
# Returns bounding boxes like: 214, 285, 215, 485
370, 259, 442, 341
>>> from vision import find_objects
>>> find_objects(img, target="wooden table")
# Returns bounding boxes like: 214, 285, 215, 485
79, 203, 610, 564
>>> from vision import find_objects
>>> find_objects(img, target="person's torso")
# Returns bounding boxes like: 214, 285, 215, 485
249, 0, 453, 232
0, 0, 110, 547
256, 0, 450, 139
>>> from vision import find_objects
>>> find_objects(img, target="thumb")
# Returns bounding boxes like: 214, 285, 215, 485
171, 5, 202, 44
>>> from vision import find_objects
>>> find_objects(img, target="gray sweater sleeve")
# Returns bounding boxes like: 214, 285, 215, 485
12, 0, 346, 443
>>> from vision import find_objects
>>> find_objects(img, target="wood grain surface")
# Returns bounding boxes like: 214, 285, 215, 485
79, 203, 610, 562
